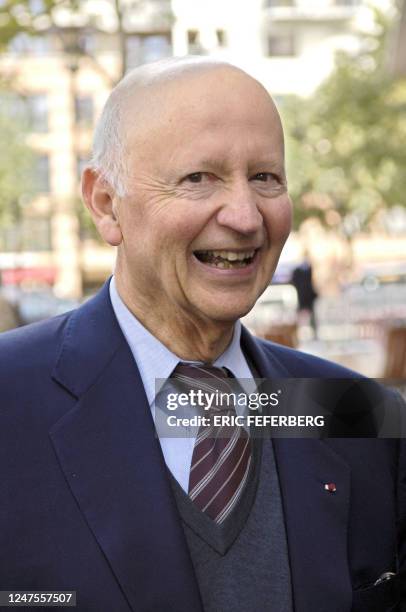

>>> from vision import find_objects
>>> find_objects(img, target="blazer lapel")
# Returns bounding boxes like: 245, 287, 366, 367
241, 327, 353, 612
50, 283, 202, 612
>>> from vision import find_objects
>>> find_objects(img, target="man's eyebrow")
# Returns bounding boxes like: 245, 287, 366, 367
174, 158, 284, 174
192, 159, 230, 173
168, 159, 229, 178
248, 158, 284, 169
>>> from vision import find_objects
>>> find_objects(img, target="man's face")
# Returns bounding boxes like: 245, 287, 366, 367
114, 68, 292, 325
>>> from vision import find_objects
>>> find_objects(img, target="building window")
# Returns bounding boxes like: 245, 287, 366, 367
334, 0, 360, 5
265, 0, 294, 6
33, 155, 50, 193
267, 32, 296, 56
0, 217, 51, 252
0, 93, 48, 131
187, 30, 204, 54
27, 94, 48, 132
74, 96, 93, 127
187, 30, 199, 46
126, 33, 172, 69
142, 34, 172, 63
8, 33, 51, 56
216, 30, 226, 47
0, 92, 26, 121
79, 32, 97, 55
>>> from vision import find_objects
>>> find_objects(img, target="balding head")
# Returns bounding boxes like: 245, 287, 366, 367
90, 56, 281, 197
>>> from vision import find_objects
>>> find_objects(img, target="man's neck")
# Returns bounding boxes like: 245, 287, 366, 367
114, 278, 235, 363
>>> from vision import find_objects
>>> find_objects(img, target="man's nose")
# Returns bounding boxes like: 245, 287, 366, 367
216, 182, 263, 235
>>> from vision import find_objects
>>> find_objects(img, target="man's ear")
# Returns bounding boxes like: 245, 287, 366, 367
81, 167, 123, 247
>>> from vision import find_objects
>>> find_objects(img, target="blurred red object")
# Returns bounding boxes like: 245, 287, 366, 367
1, 267, 56, 285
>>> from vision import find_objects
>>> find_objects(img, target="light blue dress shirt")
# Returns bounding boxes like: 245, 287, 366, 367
109, 276, 254, 492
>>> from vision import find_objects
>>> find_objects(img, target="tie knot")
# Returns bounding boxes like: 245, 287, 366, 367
171, 362, 234, 413
172, 362, 229, 381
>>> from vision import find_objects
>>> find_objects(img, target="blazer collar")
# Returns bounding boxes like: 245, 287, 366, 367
52, 280, 124, 398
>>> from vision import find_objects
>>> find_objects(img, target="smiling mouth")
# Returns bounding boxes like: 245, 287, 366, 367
193, 249, 257, 269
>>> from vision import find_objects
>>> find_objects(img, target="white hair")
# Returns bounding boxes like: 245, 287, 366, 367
89, 56, 242, 197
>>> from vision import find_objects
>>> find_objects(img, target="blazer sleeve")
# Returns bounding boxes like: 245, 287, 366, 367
399, 445, 406, 610
395, 391, 406, 610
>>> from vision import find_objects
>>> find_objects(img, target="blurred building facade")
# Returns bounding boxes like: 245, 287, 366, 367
0, 0, 395, 298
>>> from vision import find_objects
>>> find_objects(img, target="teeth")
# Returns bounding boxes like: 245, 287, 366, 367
194, 248, 257, 269
208, 250, 255, 262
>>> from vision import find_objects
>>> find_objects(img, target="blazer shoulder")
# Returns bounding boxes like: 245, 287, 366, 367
0, 311, 71, 381
255, 335, 362, 378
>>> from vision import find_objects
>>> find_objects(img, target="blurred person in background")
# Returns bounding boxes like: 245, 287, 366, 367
291, 250, 318, 338
0, 57, 405, 612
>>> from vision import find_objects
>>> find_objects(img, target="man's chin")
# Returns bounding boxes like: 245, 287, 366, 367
197, 301, 256, 325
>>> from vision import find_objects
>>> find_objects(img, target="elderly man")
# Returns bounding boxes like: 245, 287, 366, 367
0, 57, 405, 612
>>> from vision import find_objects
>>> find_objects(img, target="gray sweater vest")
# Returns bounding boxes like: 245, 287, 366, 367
169, 439, 293, 612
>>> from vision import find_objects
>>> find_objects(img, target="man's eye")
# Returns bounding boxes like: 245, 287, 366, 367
183, 172, 217, 185
185, 172, 204, 183
251, 172, 279, 183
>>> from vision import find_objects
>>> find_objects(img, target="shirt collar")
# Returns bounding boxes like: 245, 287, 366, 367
109, 276, 253, 406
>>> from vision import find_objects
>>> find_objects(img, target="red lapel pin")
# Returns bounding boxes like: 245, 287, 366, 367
324, 482, 337, 493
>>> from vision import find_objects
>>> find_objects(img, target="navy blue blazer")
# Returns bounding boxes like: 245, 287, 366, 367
0, 281, 405, 612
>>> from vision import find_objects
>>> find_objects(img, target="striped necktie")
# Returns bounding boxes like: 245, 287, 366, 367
171, 363, 252, 524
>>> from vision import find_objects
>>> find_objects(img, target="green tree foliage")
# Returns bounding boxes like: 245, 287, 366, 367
0, 1, 61, 48
0, 0, 118, 84
282, 8, 406, 233
0, 0, 173, 82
